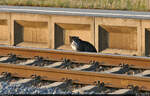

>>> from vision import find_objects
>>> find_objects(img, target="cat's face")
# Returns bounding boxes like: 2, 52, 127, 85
70, 36, 79, 43
70, 36, 80, 51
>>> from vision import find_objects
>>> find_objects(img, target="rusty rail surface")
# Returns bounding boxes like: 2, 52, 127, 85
0, 46, 150, 91
0, 63, 150, 91
0, 46, 150, 69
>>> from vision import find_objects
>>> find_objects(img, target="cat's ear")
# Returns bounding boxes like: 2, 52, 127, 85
74, 36, 79, 39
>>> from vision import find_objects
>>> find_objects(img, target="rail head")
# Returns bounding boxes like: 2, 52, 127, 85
0, 45, 150, 69
0, 63, 150, 91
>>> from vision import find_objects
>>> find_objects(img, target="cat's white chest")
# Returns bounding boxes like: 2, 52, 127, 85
71, 41, 77, 51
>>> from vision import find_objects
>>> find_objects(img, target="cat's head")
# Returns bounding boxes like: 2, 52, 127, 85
70, 36, 80, 43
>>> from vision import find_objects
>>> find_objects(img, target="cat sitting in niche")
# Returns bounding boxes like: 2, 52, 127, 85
70, 36, 97, 53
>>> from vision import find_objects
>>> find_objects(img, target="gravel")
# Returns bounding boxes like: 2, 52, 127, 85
0, 81, 104, 94
0, 81, 73, 94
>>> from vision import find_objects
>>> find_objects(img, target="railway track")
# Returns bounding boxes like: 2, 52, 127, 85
0, 45, 150, 94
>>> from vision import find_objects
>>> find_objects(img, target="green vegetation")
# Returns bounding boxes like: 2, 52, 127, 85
0, 0, 149, 11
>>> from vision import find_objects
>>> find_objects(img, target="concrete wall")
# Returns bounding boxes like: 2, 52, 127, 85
95, 17, 142, 56
0, 13, 11, 45
142, 20, 150, 56
11, 13, 51, 48
0, 12, 149, 56
51, 15, 94, 50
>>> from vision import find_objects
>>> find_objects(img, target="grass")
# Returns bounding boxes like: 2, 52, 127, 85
0, 0, 149, 11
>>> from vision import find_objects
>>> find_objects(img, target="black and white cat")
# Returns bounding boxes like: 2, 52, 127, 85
70, 36, 97, 52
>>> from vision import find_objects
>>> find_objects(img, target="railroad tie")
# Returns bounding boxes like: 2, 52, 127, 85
0, 76, 3, 89
72, 65, 92, 71
0, 75, 3, 78
44, 62, 63, 68
72, 85, 96, 94
10, 79, 32, 85
102, 67, 122, 74
0, 75, 4, 83
18, 59, 36, 65
40, 82, 64, 89
0, 56, 9, 62
135, 70, 150, 77
108, 89, 133, 94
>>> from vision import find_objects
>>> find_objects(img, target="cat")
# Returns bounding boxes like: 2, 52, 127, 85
70, 36, 97, 52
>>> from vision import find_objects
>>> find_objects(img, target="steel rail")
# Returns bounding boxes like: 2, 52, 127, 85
0, 63, 150, 91
0, 46, 150, 69
1, 5, 150, 19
